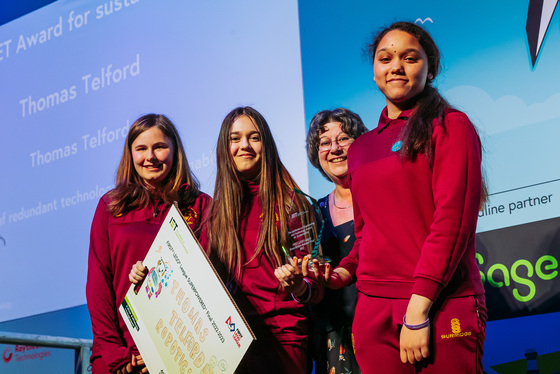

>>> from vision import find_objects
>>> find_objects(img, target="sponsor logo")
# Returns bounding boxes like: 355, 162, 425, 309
2, 348, 13, 363
2, 346, 51, 363
169, 217, 178, 231
122, 296, 140, 331
225, 316, 244, 348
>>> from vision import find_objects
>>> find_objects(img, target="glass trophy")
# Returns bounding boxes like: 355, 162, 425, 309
284, 188, 331, 271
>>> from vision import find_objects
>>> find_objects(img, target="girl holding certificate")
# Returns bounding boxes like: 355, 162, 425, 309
87, 114, 211, 374
129, 107, 321, 373
205, 106, 321, 374
310, 22, 487, 373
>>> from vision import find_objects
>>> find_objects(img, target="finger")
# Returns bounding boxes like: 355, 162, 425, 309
301, 256, 310, 277
324, 263, 332, 283
421, 345, 430, 359
291, 256, 302, 275
400, 347, 408, 364
278, 265, 295, 279
312, 259, 321, 280
273, 269, 285, 283
414, 348, 424, 362
407, 349, 416, 365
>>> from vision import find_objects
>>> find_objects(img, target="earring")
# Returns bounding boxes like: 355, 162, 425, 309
427, 73, 434, 80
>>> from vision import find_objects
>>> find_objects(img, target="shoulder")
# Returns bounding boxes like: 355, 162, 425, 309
437, 109, 473, 128
433, 109, 478, 139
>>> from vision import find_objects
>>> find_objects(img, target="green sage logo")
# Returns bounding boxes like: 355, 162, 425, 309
476, 253, 558, 302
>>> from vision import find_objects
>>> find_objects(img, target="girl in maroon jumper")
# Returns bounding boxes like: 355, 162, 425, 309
87, 114, 211, 374
206, 106, 320, 374
308, 22, 488, 373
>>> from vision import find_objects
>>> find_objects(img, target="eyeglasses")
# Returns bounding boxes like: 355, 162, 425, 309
318, 134, 353, 152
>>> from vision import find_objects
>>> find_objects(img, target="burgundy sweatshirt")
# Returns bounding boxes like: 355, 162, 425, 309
86, 186, 211, 372
226, 180, 321, 343
339, 108, 485, 302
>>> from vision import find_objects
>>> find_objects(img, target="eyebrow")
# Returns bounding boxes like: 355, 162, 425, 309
230, 130, 260, 135
377, 47, 422, 55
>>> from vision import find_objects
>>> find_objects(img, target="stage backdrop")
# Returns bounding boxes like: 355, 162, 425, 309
299, 0, 560, 372
1, 0, 559, 373
0, 0, 308, 372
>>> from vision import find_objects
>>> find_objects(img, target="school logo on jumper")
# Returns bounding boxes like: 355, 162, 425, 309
182, 207, 198, 226
440, 318, 472, 339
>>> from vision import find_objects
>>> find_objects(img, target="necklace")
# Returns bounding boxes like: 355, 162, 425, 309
332, 193, 351, 209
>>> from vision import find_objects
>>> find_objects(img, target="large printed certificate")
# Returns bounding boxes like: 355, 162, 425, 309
119, 204, 254, 374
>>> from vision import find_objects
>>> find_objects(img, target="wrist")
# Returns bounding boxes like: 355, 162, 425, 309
292, 278, 311, 303
403, 314, 430, 330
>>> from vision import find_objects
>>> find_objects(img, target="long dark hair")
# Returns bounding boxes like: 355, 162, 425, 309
108, 114, 201, 216
207, 106, 315, 281
369, 22, 487, 204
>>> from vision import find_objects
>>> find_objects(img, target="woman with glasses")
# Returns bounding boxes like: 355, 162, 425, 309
305, 108, 367, 374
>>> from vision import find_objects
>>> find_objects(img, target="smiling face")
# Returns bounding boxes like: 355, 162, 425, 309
131, 126, 174, 188
373, 30, 430, 118
318, 121, 354, 185
229, 115, 263, 180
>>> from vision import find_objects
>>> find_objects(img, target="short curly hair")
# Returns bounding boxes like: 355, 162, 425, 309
306, 108, 368, 181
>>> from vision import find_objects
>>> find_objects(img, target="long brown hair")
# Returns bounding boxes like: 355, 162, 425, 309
369, 22, 488, 205
107, 114, 201, 216
207, 107, 315, 281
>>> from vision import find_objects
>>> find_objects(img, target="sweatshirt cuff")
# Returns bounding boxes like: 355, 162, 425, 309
411, 277, 443, 302
292, 278, 312, 304
103, 346, 132, 373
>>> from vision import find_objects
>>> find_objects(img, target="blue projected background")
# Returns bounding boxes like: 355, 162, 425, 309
299, 0, 560, 372
0, 0, 559, 373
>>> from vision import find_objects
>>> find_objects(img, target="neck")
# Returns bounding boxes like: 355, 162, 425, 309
332, 185, 352, 208
386, 98, 416, 119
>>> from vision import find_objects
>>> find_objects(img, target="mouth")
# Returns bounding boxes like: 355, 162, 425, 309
143, 164, 162, 171
388, 78, 407, 83
329, 157, 346, 163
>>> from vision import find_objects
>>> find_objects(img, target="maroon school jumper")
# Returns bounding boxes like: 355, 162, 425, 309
231, 180, 321, 374
86, 186, 211, 373
339, 108, 486, 373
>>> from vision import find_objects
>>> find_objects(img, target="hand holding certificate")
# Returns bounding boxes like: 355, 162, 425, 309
119, 204, 254, 374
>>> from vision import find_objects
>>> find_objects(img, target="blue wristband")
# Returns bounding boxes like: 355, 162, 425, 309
403, 314, 430, 330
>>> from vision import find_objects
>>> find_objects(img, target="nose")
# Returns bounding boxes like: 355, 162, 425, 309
147, 148, 156, 160
240, 137, 251, 149
390, 59, 404, 73
329, 140, 343, 153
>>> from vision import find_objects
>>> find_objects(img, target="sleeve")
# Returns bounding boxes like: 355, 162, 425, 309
191, 192, 212, 240
337, 171, 361, 282
411, 111, 482, 301
85, 198, 131, 372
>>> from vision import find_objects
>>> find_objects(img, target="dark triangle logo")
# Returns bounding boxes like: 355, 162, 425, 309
526, 0, 559, 67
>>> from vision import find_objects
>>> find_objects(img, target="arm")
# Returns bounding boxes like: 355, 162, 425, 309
401, 112, 482, 364
412, 111, 483, 301
86, 198, 134, 372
